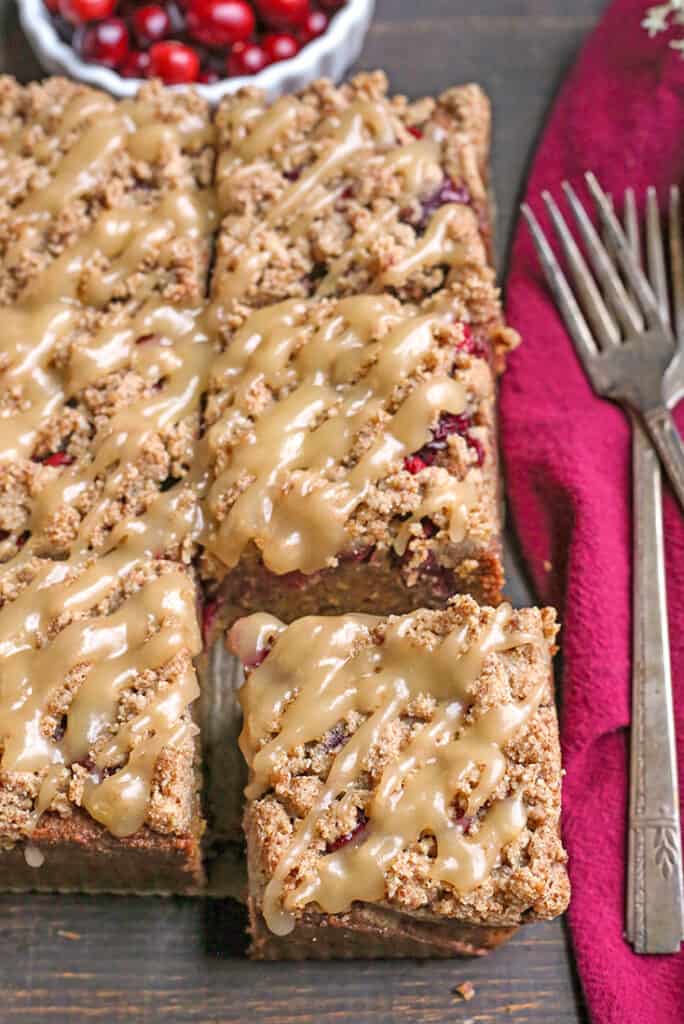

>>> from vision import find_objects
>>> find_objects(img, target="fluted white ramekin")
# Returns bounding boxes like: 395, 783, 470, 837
18, 0, 375, 101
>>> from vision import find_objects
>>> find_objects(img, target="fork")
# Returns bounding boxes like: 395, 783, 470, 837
522, 173, 684, 514
523, 180, 684, 954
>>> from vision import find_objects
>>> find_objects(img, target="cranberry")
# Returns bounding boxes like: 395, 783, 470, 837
408, 125, 423, 139
186, 0, 254, 46
418, 177, 470, 231
53, 715, 68, 743
256, 0, 309, 31
244, 647, 270, 670
199, 68, 220, 83
434, 411, 486, 466
149, 40, 200, 82
227, 40, 270, 75
44, 0, 60, 12
75, 18, 129, 68
327, 809, 368, 853
132, 5, 170, 46
263, 32, 299, 62
421, 517, 437, 538
120, 49, 152, 76
42, 451, 75, 468
468, 436, 485, 466
432, 411, 470, 444
74, 755, 98, 776
340, 545, 374, 564
319, 0, 346, 9
279, 569, 313, 591
58, 0, 115, 24
453, 813, 473, 834
322, 723, 346, 752
404, 454, 427, 475
299, 8, 327, 42
404, 411, 485, 469
201, 597, 223, 645
453, 323, 488, 362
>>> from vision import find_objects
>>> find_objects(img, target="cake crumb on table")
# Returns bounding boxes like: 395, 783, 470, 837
454, 980, 476, 1001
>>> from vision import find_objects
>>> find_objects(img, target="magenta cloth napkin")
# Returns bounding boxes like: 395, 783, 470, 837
501, 1, 684, 1021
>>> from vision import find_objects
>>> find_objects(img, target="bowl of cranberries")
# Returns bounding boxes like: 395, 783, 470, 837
19, 0, 374, 101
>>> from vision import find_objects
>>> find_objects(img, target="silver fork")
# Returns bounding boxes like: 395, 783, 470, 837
611, 188, 684, 956
522, 173, 684, 513
523, 180, 684, 954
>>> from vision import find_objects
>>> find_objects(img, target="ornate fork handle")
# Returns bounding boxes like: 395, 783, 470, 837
627, 418, 684, 953
643, 405, 684, 511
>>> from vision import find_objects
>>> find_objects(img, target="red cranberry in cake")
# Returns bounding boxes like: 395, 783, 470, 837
42, 451, 75, 468
417, 177, 470, 231
326, 810, 368, 853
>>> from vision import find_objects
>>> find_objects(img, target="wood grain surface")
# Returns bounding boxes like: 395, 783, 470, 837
0, 1, 606, 1021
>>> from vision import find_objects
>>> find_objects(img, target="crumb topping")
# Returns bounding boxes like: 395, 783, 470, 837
0, 72, 520, 852
205, 294, 497, 577
232, 598, 568, 933
211, 72, 519, 370
0, 556, 201, 844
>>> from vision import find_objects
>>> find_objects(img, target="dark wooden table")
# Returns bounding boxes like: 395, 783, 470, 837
0, 1, 607, 1020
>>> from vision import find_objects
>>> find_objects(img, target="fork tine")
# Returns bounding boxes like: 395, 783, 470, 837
600, 193, 627, 331
521, 203, 599, 373
585, 172, 666, 329
669, 185, 684, 344
541, 190, 620, 347
623, 188, 642, 307
624, 188, 640, 259
645, 187, 670, 323
562, 180, 643, 335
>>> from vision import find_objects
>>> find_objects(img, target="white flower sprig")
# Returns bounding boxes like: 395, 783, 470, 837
642, 1, 684, 55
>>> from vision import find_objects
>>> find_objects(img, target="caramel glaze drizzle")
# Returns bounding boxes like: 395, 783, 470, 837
0, 87, 216, 839
0, 83, 486, 845
205, 296, 478, 576
212, 94, 485, 317
234, 605, 545, 936
0, 563, 201, 838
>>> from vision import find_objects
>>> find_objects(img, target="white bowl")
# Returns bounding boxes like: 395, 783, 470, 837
18, 0, 375, 102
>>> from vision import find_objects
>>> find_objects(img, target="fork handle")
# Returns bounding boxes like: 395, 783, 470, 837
643, 405, 684, 514
627, 417, 684, 953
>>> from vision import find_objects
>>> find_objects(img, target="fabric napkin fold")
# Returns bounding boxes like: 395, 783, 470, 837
501, 1, 684, 1021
